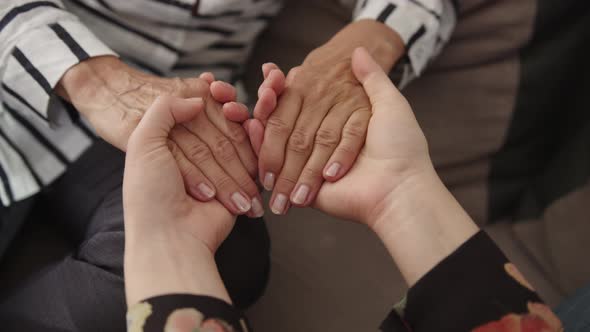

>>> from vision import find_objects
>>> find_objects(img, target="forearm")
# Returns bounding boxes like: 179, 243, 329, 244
309, 19, 405, 72
125, 231, 231, 306
372, 167, 479, 286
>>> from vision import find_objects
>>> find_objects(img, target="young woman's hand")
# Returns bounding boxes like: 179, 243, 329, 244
313, 47, 432, 228
123, 96, 235, 305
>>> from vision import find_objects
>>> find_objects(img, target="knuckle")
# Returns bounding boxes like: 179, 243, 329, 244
227, 124, 248, 144
287, 128, 313, 155
343, 119, 368, 140
185, 142, 213, 165
266, 117, 291, 138
154, 94, 173, 105
335, 143, 357, 157
276, 175, 297, 188
211, 137, 236, 163
301, 166, 323, 181
314, 128, 340, 150
237, 177, 258, 196
213, 175, 235, 192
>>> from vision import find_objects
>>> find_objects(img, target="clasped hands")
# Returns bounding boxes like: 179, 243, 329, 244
122, 47, 435, 304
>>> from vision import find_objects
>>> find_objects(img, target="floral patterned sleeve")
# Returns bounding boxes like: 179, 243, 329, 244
127, 294, 248, 332
380, 231, 564, 332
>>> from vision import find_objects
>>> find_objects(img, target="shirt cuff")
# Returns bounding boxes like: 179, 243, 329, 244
354, 0, 457, 87
127, 294, 248, 332
1, 19, 116, 126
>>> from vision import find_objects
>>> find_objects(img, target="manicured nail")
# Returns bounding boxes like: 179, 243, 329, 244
198, 183, 215, 199
231, 192, 251, 213
263, 172, 275, 191
251, 197, 265, 218
325, 162, 341, 178
271, 194, 288, 215
291, 184, 310, 205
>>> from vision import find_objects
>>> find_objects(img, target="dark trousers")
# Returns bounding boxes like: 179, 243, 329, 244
0, 141, 270, 332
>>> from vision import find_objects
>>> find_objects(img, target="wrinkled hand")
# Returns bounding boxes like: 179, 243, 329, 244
244, 21, 404, 216
124, 96, 234, 253
58, 56, 263, 217
123, 96, 233, 304
253, 45, 372, 216
313, 48, 432, 227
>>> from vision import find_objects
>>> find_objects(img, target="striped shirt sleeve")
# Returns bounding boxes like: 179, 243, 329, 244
354, 0, 457, 87
0, 0, 117, 125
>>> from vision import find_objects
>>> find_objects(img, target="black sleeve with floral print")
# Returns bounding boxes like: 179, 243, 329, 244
126, 232, 563, 332
127, 294, 248, 332
380, 231, 563, 332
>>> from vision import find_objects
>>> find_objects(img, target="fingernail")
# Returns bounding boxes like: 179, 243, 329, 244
291, 184, 310, 205
231, 192, 251, 213
263, 172, 275, 191
271, 194, 288, 215
325, 162, 341, 178
198, 183, 215, 199
251, 197, 265, 218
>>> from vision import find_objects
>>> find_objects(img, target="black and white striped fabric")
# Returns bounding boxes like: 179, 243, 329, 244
0, 0, 455, 207
354, 0, 457, 86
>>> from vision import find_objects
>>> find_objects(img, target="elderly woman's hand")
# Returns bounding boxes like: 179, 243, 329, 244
58, 57, 262, 217
123, 96, 234, 305
250, 20, 405, 215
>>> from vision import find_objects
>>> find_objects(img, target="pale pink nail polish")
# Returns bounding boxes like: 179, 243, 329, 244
263, 172, 275, 191
271, 194, 288, 215
231, 192, 251, 213
251, 197, 265, 218
325, 162, 341, 177
198, 183, 215, 199
291, 185, 310, 205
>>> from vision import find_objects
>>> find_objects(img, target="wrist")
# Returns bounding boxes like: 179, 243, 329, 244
124, 230, 230, 306
370, 168, 479, 286
325, 19, 405, 72
56, 55, 126, 115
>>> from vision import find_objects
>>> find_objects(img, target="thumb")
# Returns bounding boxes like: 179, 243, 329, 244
351, 47, 402, 108
131, 96, 203, 147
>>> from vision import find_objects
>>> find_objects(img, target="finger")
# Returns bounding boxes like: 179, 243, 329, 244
222, 102, 250, 123
253, 87, 277, 123
210, 81, 237, 103
180, 78, 211, 98
171, 126, 263, 217
258, 90, 302, 191
262, 62, 280, 79
184, 107, 260, 200
269, 97, 332, 214
247, 119, 265, 157
130, 96, 203, 149
258, 69, 286, 98
168, 139, 216, 201
199, 72, 215, 84
352, 47, 400, 105
324, 110, 371, 181
202, 97, 258, 178
289, 110, 350, 207
285, 66, 300, 85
